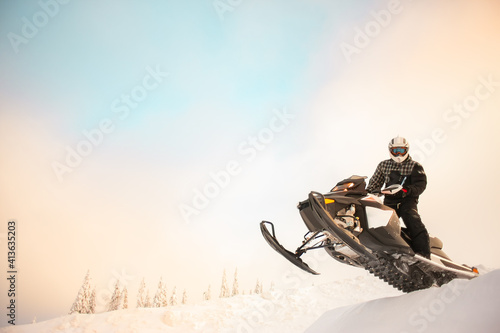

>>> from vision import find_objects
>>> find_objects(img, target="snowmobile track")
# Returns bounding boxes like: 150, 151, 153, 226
365, 256, 457, 293
365, 257, 420, 293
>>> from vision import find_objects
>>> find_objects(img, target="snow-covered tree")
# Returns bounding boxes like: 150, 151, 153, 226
182, 289, 188, 305
170, 287, 178, 306
220, 269, 230, 298
69, 270, 94, 314
203, 285, 212, 301
89, 288, 96, 314
107, 280, 122, 311
231, 268, 239, 296
137, 278, 147, 308
254, 279, 263, 295
122, 287, 128, 309
145, 290, 152, 308
153, 277, 168, 307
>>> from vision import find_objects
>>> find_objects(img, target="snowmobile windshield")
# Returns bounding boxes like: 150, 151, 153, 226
331, 182, 356, 192
330, 176, 367, 194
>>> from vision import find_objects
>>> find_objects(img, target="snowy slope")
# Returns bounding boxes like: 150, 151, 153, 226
3, 270, 498, 333
0, 273, 401, 333
306, 269, 500, 333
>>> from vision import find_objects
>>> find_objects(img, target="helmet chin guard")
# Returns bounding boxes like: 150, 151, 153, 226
388, 136, 409, 163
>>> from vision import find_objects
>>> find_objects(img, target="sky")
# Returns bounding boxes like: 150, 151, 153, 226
1, 0, 500, 326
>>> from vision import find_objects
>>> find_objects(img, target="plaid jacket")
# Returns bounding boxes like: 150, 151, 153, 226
366, 156, 427, 198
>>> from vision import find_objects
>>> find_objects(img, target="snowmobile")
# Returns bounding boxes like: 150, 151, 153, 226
260, 175, 479, 292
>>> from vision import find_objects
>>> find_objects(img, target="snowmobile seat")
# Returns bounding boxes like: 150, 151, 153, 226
429, 236, 443, 250
429, 236, 452, 260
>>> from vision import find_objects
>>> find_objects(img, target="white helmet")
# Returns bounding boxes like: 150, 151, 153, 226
388, 136, 409, 163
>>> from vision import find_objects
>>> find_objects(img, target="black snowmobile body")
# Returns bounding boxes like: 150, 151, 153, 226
260, 175, 478, 292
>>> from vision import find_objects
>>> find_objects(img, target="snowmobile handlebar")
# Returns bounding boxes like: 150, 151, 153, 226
381, 184, 403, 195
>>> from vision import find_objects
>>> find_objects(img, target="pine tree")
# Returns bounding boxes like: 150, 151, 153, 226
182, 289, 188, 305
122, 287, 128, 309
69, 270, 93, 314
137, 278, 147, 308
89, 288, 96, 314
160, 283, 168, 307
170, 287, 178, 306
145, 290, 151, 308
153, 277, 168, 307
231, 268, 239, 296
219, 269, 230, 298
203, 285, 212, 301
69, 288, 84, 314
107, 280, 122, 312
254, 279, 262, 295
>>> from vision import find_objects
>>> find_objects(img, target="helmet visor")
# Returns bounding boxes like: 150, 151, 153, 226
390, 147, 408, 156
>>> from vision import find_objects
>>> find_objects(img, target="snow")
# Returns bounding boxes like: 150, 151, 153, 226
3, 269, 499, 333
306, 268, 500, 333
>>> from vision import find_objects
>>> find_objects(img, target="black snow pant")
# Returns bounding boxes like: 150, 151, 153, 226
385, 198, 431, 258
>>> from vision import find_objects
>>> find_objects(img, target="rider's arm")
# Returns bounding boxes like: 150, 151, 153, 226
366, 162, 385, 193
405, 163, 427, 197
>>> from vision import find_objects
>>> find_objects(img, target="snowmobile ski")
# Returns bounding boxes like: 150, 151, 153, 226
260, 221, 319, 275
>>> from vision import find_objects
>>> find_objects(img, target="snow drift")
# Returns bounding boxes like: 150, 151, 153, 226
2, 269, 498, 333
306, 269, 500, 333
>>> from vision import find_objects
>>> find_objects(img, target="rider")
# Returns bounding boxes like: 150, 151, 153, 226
366, 136, 431, 259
